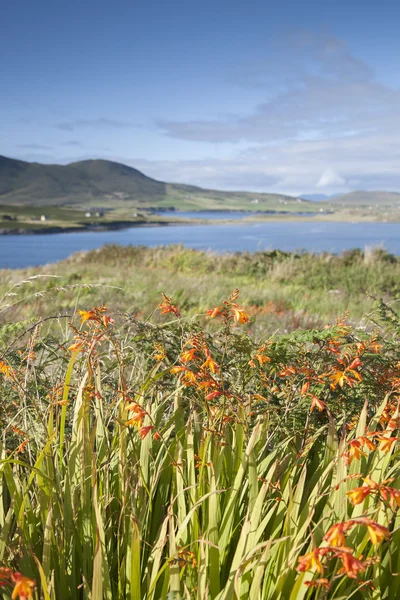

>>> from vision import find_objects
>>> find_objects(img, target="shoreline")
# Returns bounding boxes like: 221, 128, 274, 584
1, 212, 400, 235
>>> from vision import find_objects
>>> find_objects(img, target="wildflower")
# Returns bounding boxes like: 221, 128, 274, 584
11, 572, 36, 599
353, 518, 391, 545
206, 306, 224, 319
16, 441, 28, 453
358, 436, 376, 451
301, 381, 310, 395
125, 403, 146, 428
0, 567, 12, 587
296, 549, 324, 574
182, 370, 198, 386
310, 395, 327, 413
0, 361, 11, 377
379, 484, 400, 508
366, 522, 390, 545
180, 348, 198, 363
67, 339, 84, 353
376, 436, 398, 453
102, 315, 114, 328
305, 579, 330, 590
323, 522, 352, 547
347, 485, 371, 505
138, 426, 154, 440
176, 548, 197, 569
152, 343, 166, 361
170, 366, 187, 375
202, 355, 219, 374
347, 439, 367, 462
205, 390, 223, 400
78, 309, 97, 323
158, 293, 180, 319
338, 551, 366, 579
231, 306, 250, 324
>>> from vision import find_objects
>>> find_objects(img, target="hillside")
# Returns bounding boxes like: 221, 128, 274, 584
330, 190, 400, 206
0, 155, 306, 212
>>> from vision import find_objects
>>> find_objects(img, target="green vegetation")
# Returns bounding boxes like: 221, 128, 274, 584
2, 245, 400, 337
1, 279, 400, 598
0, 155, 306, 213
3, 156, 400, 232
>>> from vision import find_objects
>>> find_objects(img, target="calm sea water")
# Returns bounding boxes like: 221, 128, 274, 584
1, 220, 400, 269
154, 210, 317, 220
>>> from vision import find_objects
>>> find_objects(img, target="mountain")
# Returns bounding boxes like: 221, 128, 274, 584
329, 191, 400, 206
0, 155, 305, 211
0, 155, 166, 205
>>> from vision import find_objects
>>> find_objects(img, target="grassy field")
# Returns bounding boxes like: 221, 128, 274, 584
1, 265, 400, 598
2, 244, 400, 338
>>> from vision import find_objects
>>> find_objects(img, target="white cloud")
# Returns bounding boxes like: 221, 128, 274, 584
317, 169, 346, 188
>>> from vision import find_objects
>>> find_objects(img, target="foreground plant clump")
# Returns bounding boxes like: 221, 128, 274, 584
1, 290, 400, 598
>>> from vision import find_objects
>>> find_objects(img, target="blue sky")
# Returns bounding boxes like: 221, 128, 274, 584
1, 0, 400, 195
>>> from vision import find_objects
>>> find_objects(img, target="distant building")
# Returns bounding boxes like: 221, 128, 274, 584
85, 212, 92, 218
40, 215, 47, 222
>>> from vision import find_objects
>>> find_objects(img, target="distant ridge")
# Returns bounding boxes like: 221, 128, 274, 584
329, 190, 400, 205
0, 155, 299, 210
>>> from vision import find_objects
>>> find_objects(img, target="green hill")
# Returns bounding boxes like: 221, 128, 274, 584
0, 155, 310, 212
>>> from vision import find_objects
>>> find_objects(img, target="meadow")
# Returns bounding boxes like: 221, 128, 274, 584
1, 245, 400, 598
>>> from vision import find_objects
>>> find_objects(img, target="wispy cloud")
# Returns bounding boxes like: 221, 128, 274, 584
152, 33, 400, 193
55, 118, 135, 131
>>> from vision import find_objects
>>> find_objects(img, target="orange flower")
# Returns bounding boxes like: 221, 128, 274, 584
301, 381, 310, 396
338, 551, 366, 579
361, 477, 379, 489
78, 309, 97, 323
138, 425, 154, 440
125, 404, 146, 428
152, 343, 166, 361
182, 370, 198, 386
380, 485, 400, 508
0, 567, 12, 587
67, 339, 84, 353
180, 348, 198, 363
347, 485, 371, 505
202, 356, 219, 374
170, 366, 187, 375
11, 572, 36, 599
0, 361, 12, 378
231, 306, 250, 325
206, 306, 224, 319
352, 517, 390, 545
323, 522, 353, 547
158, 293, 180, 319
305, 579, 330, 590
310, 395, 327, 413
348, 439, 367, 462
376, 436, 398, 453
366, 522, 390, 545
296, 549, 324, 574
359, 436, 376, 451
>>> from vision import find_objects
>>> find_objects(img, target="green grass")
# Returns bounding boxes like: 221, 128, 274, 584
1, 289, 400, 598
2, 245, 400, 340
